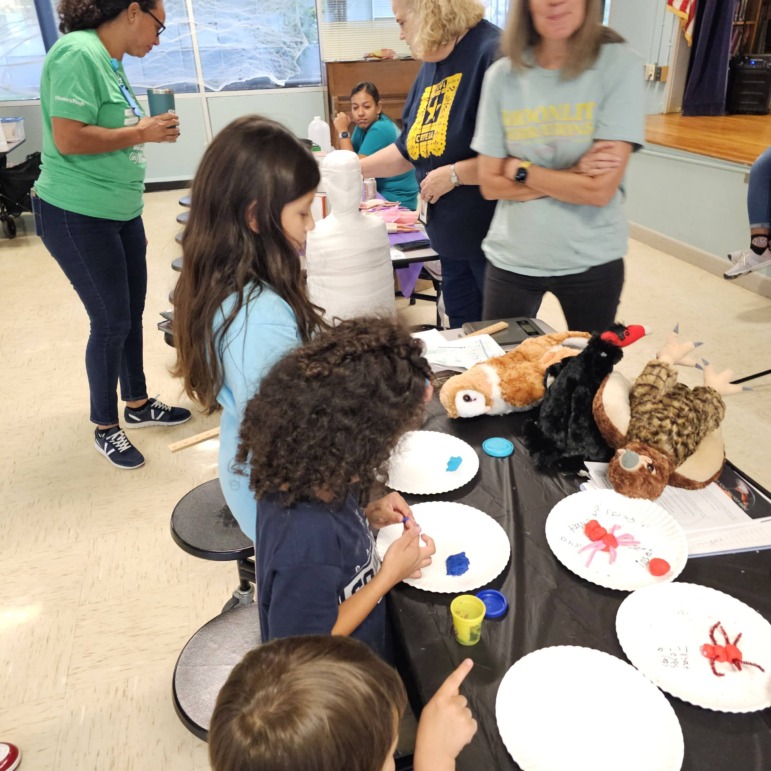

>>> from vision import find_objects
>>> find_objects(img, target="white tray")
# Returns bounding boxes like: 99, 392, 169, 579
386, 430, 479, 494
545, 489, 688, 591
496, 646, 684, 771
375, 501, 510, 593
616, 582, 771, 712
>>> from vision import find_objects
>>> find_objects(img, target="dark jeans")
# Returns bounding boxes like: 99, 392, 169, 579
36, 197, 148, 425
482, 258, 625, 334
440, 255, 487, 328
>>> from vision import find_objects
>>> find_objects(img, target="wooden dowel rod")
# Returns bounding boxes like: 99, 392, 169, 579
464, 321, 509, 338
168, 426, 220, 453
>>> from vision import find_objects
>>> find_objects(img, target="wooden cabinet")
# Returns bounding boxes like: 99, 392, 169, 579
325, 58, 422, 127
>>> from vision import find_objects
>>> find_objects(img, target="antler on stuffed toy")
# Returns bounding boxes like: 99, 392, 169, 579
699, 360, 744, 396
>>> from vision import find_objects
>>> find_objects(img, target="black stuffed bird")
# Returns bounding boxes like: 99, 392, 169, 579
524, 323, 648, 472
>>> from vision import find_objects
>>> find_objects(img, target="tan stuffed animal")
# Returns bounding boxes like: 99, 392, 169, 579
593, 331, 741, 499
439, 331, 591, 418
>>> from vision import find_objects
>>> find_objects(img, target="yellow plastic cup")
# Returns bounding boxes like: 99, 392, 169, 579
450, 594, 486, 646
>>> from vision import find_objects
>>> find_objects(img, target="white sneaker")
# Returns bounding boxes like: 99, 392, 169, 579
723, 248, 771, 279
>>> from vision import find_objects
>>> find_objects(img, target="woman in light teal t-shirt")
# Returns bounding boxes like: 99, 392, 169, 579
473, 0, 645, 334
334, 82, 419, 209
35, 0, 189, 470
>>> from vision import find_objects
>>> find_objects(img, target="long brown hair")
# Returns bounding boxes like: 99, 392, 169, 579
209, 635, 406, 771
172, 115, 326, 413
501, 0, 624, 79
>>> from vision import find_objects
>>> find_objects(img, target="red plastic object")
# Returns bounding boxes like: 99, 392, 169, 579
648, 558, 670, 577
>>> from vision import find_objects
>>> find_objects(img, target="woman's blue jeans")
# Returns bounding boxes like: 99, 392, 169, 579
748, 146, 771, 229
36, 197, 148, 425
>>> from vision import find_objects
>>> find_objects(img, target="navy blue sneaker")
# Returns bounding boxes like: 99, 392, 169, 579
124, 397, 192, 428
94, 426, 145, 470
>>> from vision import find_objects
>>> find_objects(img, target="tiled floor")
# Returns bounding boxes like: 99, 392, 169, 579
1, 190, 769, 769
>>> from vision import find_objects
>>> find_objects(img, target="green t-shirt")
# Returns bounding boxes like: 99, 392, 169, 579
471, 42, 645, 276
36, 30, 147, 221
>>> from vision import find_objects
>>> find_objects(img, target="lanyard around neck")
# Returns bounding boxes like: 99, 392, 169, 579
110, 58, 143, 119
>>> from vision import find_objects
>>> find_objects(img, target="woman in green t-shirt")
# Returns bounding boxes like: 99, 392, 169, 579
35, 0, 189, 470
334, 82, 419, 209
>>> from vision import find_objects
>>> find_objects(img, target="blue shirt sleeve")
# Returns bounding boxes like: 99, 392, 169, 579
471, 58, 509, 159
357, 116, 399, 156
594, 44, 646, 149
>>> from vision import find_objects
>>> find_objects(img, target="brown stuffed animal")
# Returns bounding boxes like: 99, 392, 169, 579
593, 332, 740, 499
439, 331, 591, 418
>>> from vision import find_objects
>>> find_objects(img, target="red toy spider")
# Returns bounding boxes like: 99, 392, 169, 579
700, 621, 766, 677
580, 519, 640, 567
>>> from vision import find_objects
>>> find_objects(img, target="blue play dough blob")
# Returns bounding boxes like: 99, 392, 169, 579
446, 456, 463, 472
446, 552, 470, 576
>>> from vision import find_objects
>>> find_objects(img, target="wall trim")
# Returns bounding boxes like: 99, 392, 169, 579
629, 222, 771, 300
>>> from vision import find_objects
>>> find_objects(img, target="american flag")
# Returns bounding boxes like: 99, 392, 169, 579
666, 0, 697, 45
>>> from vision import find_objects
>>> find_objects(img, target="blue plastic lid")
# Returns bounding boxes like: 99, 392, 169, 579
476, 589, 508, 619
482, 437, 514, 458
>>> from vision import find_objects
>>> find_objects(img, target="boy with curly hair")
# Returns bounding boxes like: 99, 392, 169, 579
236, 317, 436, 659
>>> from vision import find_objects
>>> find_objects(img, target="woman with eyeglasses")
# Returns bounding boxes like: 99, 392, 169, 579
35, 0, 189, 471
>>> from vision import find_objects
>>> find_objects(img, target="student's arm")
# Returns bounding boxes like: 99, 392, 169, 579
364, 491, 412, 528
333, 112, 354, 151
360, 143, 414, 178
332, 521, 435, 636
52, 115, 179, 155
414, 659, 478, 771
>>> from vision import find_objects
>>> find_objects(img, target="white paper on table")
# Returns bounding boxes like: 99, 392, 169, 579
581, 462, 771, 557
411, 329, 504, 371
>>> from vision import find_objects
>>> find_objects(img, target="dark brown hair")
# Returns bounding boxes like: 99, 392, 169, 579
209, 635, 406, 771
57, 0, 157, 33
172, 115, 326, 413
501, 0, 624, 79
236, 317, 432, 507
351, 81, 381, 103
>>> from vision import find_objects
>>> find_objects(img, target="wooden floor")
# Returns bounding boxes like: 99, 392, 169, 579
646, 113, 771, 166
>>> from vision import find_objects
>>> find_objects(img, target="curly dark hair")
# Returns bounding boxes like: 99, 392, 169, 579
57, 0, 157, 34
236, 317, 432, 507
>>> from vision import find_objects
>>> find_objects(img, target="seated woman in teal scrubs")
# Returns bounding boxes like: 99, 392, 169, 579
334, 81, 419, 209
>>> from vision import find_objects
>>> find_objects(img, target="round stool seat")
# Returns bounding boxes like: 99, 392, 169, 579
172, 256, 183, 272
173, 603, 261, 740
176, 210, 189, 225
171, 479, 254, 561
179, 194, 192, 207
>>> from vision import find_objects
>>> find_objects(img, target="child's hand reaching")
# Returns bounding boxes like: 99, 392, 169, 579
414, 659, 477, 771
381, 518, 435, 584
365, 491, 412, 529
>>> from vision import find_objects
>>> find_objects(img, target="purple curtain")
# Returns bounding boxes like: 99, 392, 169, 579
682, 0, 738, 116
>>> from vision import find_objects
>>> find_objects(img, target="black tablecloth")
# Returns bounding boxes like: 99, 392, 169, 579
388, 397, 771, 771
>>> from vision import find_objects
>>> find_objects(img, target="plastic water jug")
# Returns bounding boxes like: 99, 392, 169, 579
308, 116, 332, 153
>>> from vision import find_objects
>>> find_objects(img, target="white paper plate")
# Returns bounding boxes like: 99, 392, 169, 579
616, 582, 771, 712
496, 646, 684, 771
386, 430, 479, 495
375, 501, 510, 592
545, 489, 688, 591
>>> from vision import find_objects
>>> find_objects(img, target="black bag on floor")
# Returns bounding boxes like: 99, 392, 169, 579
0, 151, 42, 216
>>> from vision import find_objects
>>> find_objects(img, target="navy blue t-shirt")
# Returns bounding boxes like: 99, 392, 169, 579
256, 490, 389, 659
395, 19, 500, 262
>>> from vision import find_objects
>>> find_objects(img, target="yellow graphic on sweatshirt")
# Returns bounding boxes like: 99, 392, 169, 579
406, 73, 462, 160
503, 101, 596, 143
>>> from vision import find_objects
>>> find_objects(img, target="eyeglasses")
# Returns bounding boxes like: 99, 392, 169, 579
143, 8, 166, 36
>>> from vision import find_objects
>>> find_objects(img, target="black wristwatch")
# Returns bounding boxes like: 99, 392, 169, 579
338, 131, 350, 139
515, 160, 533, 183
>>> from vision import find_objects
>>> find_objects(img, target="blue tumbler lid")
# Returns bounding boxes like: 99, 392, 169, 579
482, 437, 514, 457
476, 589, 508, 619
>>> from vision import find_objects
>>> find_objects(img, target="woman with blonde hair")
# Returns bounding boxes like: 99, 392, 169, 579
473, 0, 645, 333
361, 0, 500, 328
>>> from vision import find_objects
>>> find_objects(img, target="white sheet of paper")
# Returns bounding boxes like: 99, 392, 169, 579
412, 330, 505, 371
581, 462, 771, 557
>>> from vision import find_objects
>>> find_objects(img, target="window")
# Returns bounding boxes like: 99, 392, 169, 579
0, 0, 321, 101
